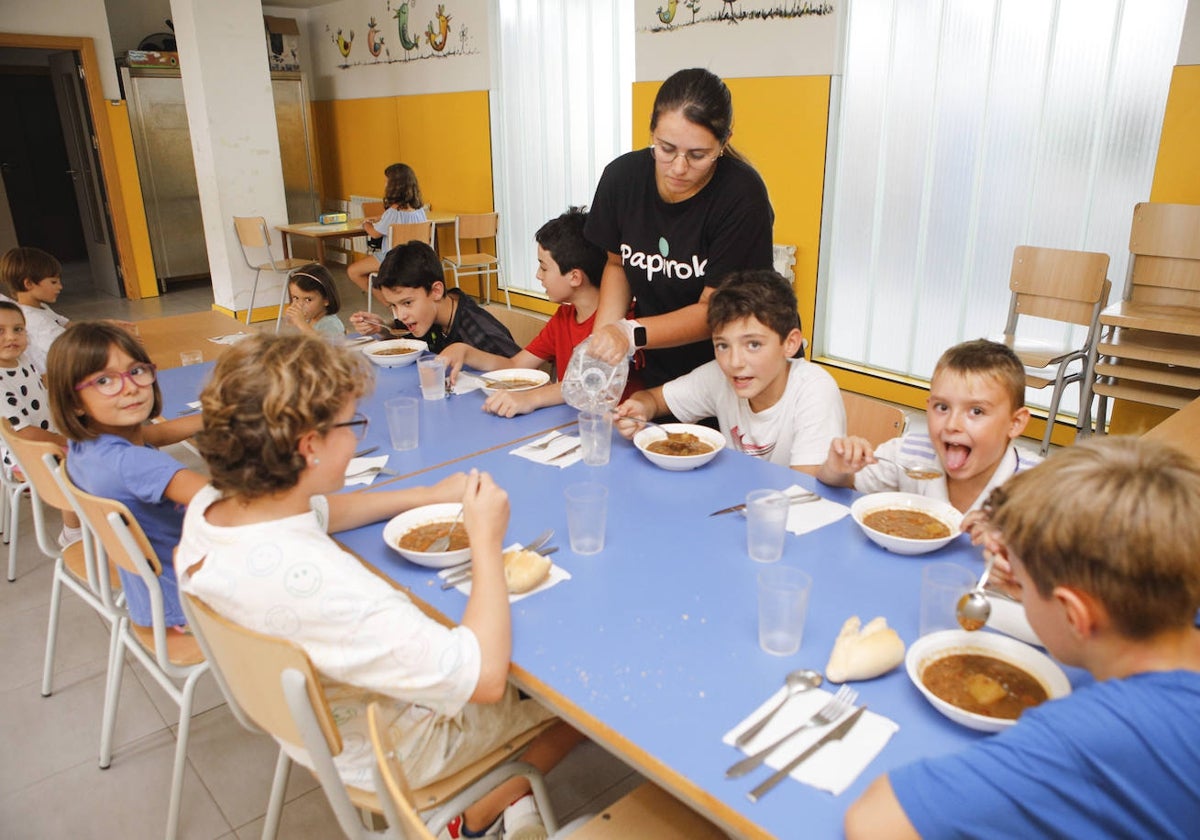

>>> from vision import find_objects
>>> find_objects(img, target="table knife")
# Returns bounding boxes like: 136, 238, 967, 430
547, 443, 581, 463
708, 493, 821, 517
746, 705, 867, 803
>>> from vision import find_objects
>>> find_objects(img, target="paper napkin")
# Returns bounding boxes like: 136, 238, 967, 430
780, 484, 851, 536
437, 544, 571, 603
207, 332, 253, 346
510, 432, 581, 468
724, 687, 898, 796
344, 456, 390, 487
450, 374, 485, 395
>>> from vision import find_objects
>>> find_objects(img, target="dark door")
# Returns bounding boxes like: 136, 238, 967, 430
0, 68, 86, 260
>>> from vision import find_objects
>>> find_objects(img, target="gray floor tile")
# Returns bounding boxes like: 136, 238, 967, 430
128, 654, 227, 728
233, 786, 344, 840
0, 727, 232, 840
0, 585, 111, 693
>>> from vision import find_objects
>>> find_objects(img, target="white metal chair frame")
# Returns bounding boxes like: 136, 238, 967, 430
441, 213, 509, 307
0, 458, 29, 581
55, 464, 210, 840
233, 216, 309, 330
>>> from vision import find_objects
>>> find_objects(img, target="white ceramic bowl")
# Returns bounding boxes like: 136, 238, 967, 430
632, 423, 725, 471
480, 368, 551, 394
362, 338, 428, 367
850, 492, 964, 555
906, 629, 1071, 732
382, 503, 470, 568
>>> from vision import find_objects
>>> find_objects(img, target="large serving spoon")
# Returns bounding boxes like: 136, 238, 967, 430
426, 508, 465, 553
956, 556, 995, 631
733, 669, 823, 748
874, 456, 943, 481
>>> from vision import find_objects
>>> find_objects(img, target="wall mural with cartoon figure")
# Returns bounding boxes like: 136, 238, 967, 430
635, 0, 843, 80
306, 0, 488, 100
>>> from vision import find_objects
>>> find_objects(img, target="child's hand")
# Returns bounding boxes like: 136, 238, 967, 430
828, 436, 876, 473
613, 398, 649, 440
482, 390, 536, 418
437, 344, 469, 385
349, 311, 387, 337
461, 470, 509, 552
428, 472, 468, 504
285, 302, 312, 332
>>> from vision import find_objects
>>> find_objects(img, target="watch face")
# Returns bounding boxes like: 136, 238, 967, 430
634, 326, 647, 348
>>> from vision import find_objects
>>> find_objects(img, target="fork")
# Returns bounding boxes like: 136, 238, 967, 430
523, 431, 564, 452
345, 465, 400, 480
724, 685, 858, 778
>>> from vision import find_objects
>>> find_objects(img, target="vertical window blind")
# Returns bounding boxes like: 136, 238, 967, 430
491, 0, 633, 298
817, 0, 1186, 415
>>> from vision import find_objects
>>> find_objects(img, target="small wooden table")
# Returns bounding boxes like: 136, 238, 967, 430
278, 211, 460, 264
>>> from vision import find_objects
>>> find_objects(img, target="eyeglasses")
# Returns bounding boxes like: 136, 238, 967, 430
650, 142, 722, 169
332, 412, 370, 441
74, 363, 157, 396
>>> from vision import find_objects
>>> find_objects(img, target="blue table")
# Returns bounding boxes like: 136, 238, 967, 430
157, 360, 580, 481
337, 432, 1091, 839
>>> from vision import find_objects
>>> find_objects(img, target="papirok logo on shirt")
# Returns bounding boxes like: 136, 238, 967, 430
620, 240, 708, 283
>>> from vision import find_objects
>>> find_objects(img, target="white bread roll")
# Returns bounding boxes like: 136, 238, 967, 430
825, 615, 906, 683
502, 548, 552, 594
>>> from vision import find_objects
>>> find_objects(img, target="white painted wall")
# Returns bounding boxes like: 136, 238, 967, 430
1180, 0, 1200, 63
0, 0, 120, 96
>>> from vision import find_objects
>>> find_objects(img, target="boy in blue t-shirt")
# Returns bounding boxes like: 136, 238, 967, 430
845, 436, 1200, 839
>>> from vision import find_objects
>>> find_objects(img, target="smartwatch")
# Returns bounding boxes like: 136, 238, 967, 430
632, 324, 648, 349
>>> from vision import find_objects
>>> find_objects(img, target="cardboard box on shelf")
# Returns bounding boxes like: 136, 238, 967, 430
264, 16, 300, 71
123, 50, 179, 68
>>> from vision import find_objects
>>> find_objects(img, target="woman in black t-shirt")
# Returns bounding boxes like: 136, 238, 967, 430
584, 68, 775, 387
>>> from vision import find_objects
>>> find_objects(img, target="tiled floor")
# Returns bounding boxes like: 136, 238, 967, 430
3, 265, 642, 839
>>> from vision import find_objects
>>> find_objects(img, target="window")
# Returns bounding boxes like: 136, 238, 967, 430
818, 0, 1186, 415
491, 0, 633, 297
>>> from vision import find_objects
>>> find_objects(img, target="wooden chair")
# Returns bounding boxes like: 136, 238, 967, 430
362, 221, 438, 315
841, 391, 907, 450
1000, 245, 1111, 454
1093, 202, 1200, 434
183, 591, 561, 839
442, 212, 508, 307
362, 200, 386, 256
1141, 395, 1200, 465
54, 463, 208, 840
0, 422, 122, 700
233, 215, 309, 327
366, 703, 725, 840
0, 451, 29, 581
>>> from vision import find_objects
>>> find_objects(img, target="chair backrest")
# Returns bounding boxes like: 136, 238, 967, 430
0, 419, 70, 513
1125, 202, 1200, 308
389, 221, 435, 250
841, 391, 906, 450
362, 201, 386, 219
56, 469, 162, 579
233, 215, 272, 250
454, 213, 499, 248
1006, 245, 1111, 330
367, 702, 431, 840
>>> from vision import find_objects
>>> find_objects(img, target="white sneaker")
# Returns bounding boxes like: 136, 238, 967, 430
57, 526, 82, 549
437, 813, 502, 839
502, 795, 547, 840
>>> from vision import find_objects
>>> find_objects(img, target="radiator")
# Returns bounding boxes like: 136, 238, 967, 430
348, 194, 382, 218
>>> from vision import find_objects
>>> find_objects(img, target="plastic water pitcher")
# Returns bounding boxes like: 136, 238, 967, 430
561, 337, 629, 413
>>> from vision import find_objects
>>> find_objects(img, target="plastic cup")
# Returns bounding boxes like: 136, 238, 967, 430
565, 482, 608, 555
758, 566, 812, 656
417, 356, 446, 401
577, 411, 613, 466
385, 396, 419, 451
746, 489, 790, 563
179, 350, 203, 366
920, 562, 976, 636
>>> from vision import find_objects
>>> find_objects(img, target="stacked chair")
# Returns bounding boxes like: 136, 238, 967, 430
1091, 202, 1200, 434
999, 245, 1111, 454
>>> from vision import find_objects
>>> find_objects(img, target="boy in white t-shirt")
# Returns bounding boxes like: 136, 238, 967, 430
614, 270, 845, 474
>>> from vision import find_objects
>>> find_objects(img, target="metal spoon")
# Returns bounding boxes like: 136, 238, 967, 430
956, 556, 995, 631
426, 508, 465, 553
874, 456, 943, 481
612, 412, 691, 443
733, 669, 823, 748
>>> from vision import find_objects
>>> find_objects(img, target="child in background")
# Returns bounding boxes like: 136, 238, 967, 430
439, 207, 637, 417
178, 333, 583, 839
817, 339, 1039, 513
615, 270, 844, 474
1, 246, 70, 372
845, 437, 1200, 839
349, 241, 520, 358
284, 264, 346, 338
348, 162, 428, 299
46, 322, 204, 630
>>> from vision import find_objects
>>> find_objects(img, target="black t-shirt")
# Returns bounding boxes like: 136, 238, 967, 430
392, 289, 520, 357
585, 148, 774, 386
